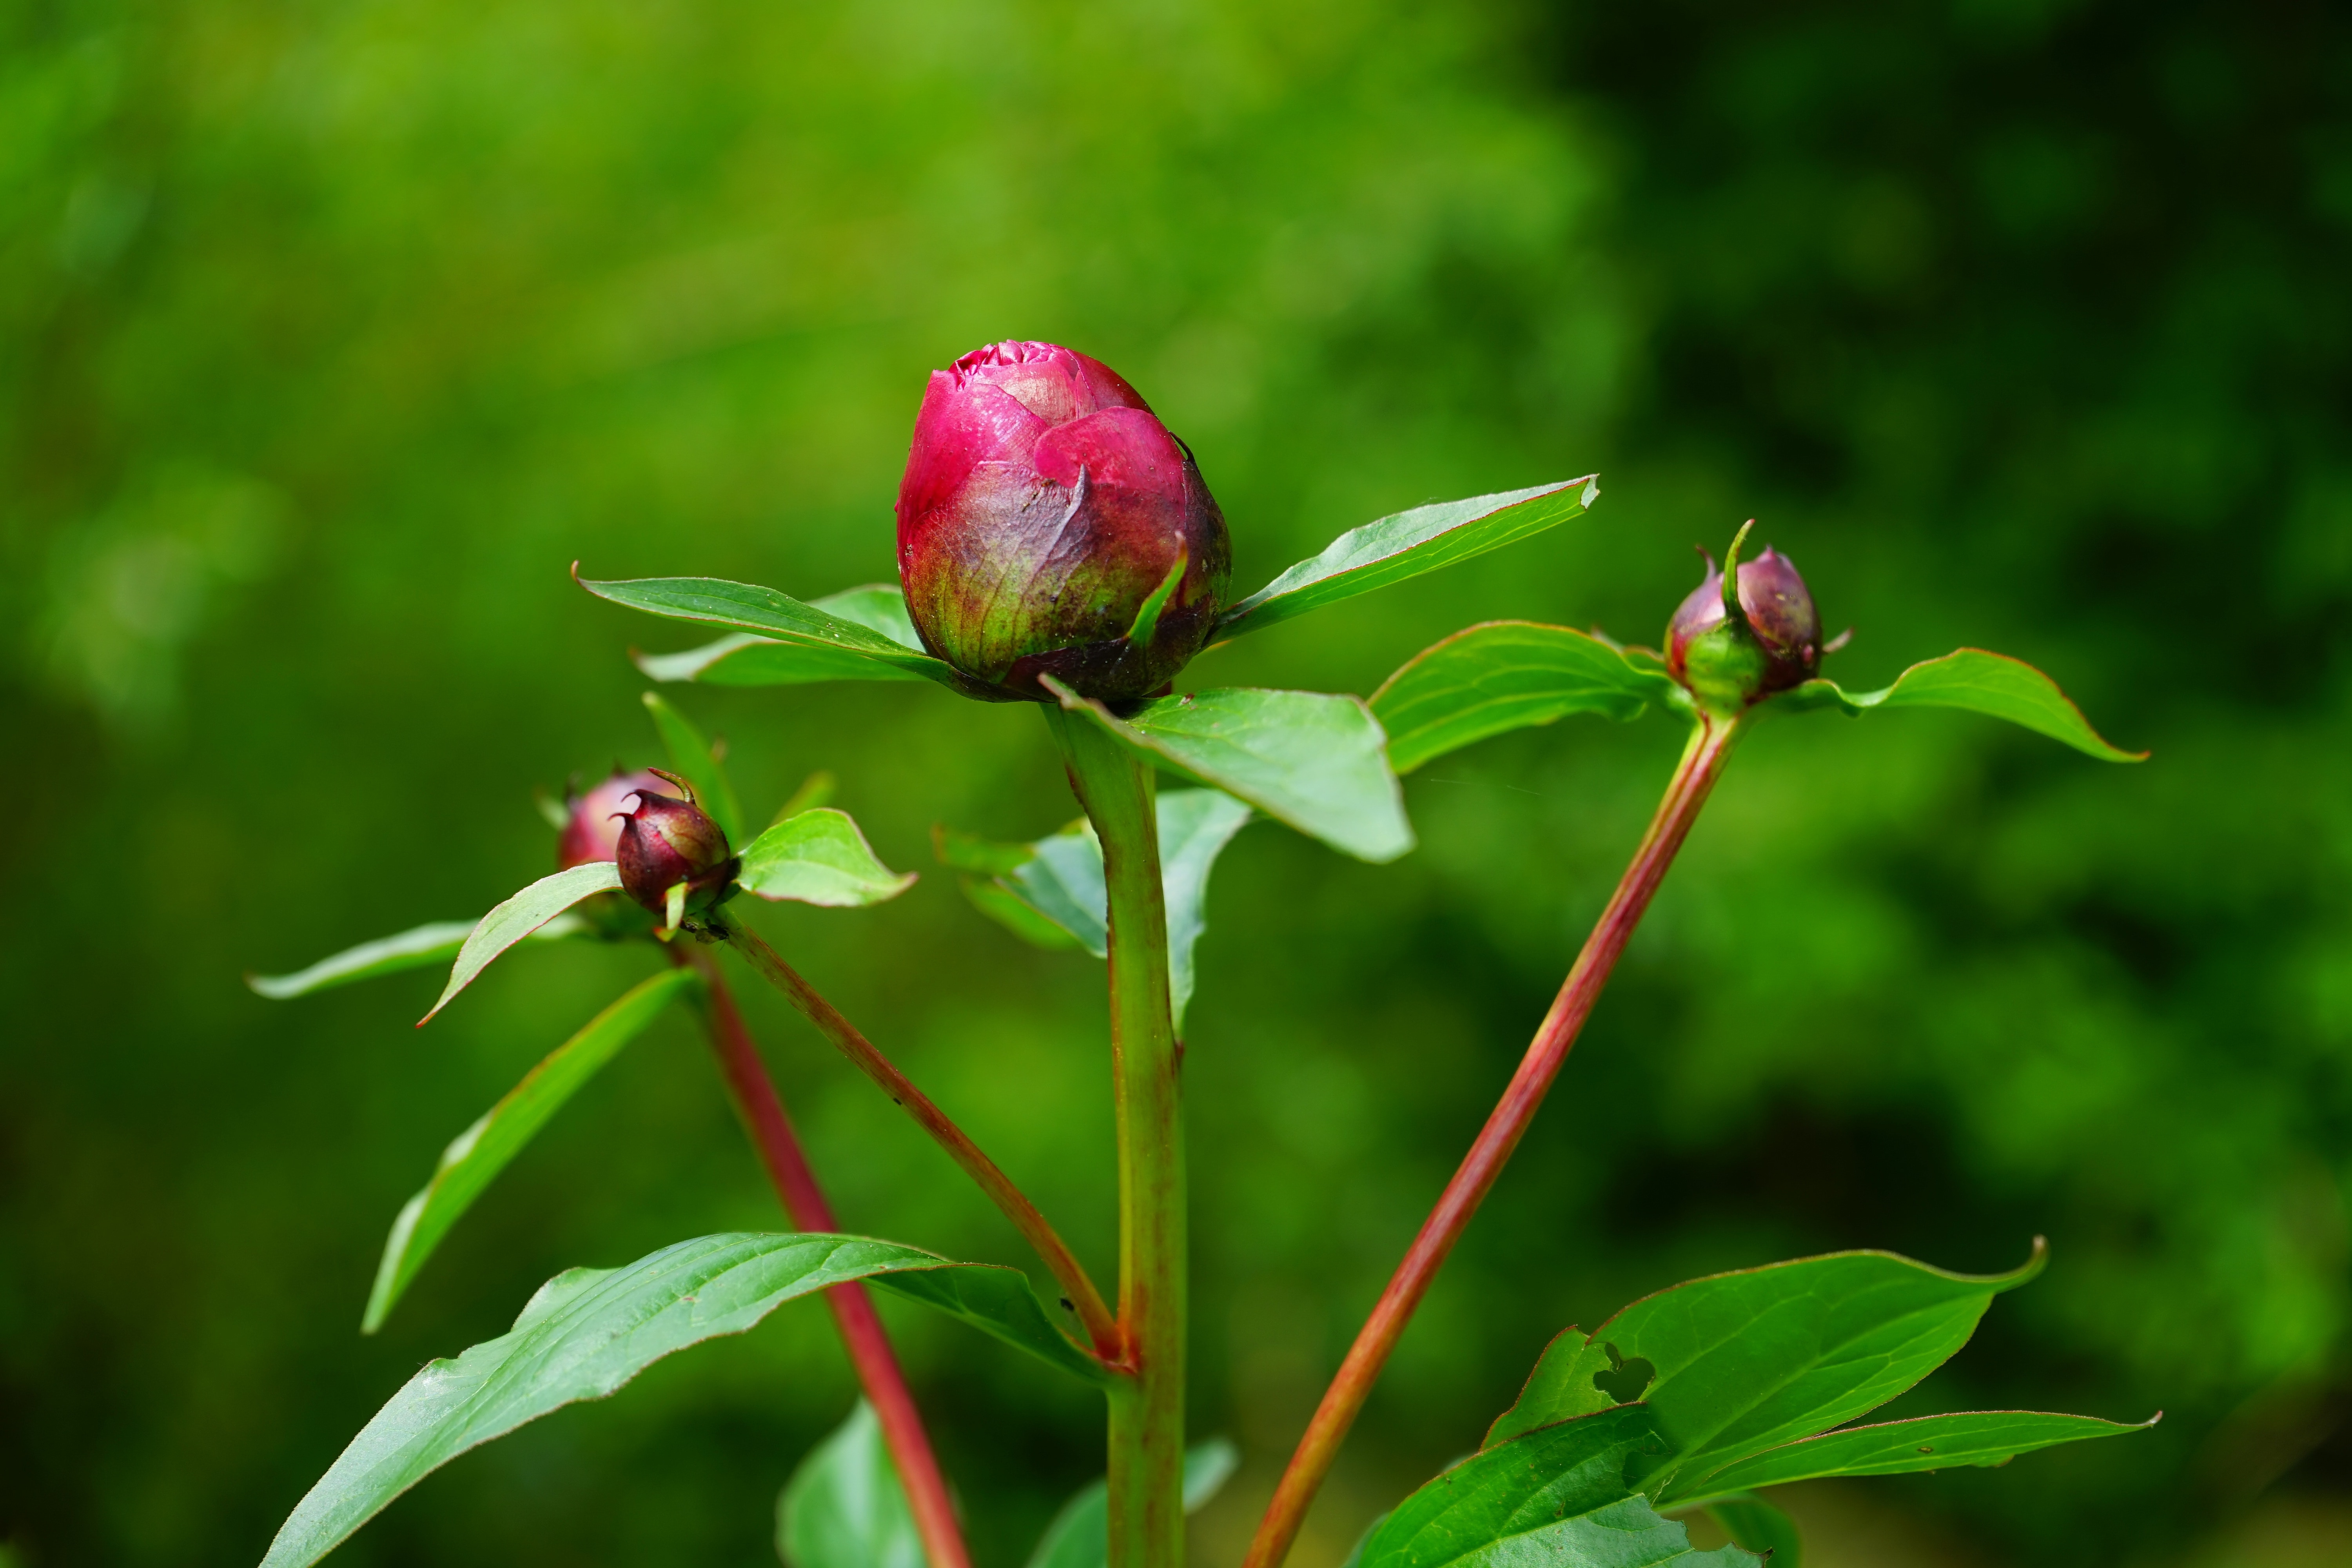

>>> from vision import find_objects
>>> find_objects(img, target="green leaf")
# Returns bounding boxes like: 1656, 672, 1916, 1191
938, 791, 1253, 1028
737, 809, 918, 907
1217, 478, 1600, 639
593, 575, 960, 690
1693, 1409, 2158, 1494
1359, 1405, 1757, 1568
246, 915, 587, 1000
363, 969, 698, 1334
1486, 1243, 2049, 1504
1787, 649, 2144, 762
261, 1233, 1102, 1568
1044, 680, 1412, 864
1704, 1494, 1801, 1567
418, 862, 626, 1025
777, 1400, 922, 1568
1370, 621, 1685, 773
866, 1260, 1116, 1387
642, 691, 746, 844
1023, 1439, 1243, 1568
810, 584, 924, 648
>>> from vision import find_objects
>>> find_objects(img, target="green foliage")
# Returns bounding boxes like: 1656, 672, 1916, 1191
778, 1402, 922, 1568
1370, 622, 1681, 773
1044, 680, 1412, 864
639, 587, 929, 688
246, 916, 583, 1000
363, 969, 699, 1333
1694, 1409, 2156, 1494
266, 1234, 1100, 1568
644, 692, 748, 843
736, 809, 918, 907
1215, 479, 1601, 639
1786, 649, 2145, 762
419, 862, 626, 1024
1023, 1439, 1240, 1568
583, 575, 961, 689
1702, 1495, 1800, 1567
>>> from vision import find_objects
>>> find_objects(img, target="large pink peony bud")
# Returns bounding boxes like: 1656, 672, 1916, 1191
1666, 535, 1824, 710
557, 769, 674, 869
612, 773, 738, 915
895, 340, 1232, 701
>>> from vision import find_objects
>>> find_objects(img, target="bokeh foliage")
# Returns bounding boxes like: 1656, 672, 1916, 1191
4, 0, 2348, 1564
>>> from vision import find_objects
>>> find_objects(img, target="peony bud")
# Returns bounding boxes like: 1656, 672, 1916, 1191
613, 772, 739, 916
557, 769, 675, 870
1666, 529, 1823, 710
895, 340, 1232, 701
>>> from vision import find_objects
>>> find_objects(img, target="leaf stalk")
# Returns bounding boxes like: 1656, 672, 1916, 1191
1244, 711, 1745, 1568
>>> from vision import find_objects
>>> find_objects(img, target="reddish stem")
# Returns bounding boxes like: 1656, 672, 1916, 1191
719, 919, 1125, 1365
682, 949, 971, 1568
1244, 714, 1742, 1568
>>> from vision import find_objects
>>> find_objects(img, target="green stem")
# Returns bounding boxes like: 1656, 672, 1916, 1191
1245, 712, 1743, 1568
1049, 707, 1186, 1568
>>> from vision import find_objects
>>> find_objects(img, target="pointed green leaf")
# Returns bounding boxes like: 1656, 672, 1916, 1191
261, 1233, 1103, 1568
866, 1260, 1116, 1387
1217, 477, 1600, 639
1704, 1495, 1801, 1567
1045, 680, 1412, 864
1487, 1244, 2050, 1503
247, 915, 588, 1000
777, 1401, 922, 1568
1360, 1404, 1757, 1568
1788, 649, 2143, 762
584, 573, 965, 691
1370, 621, 1685, 773
1691, 1409, 2158, 1495
809, 584, 924, 649
1023, 1440, 1243, 1568
938, 791, 1253, 1029
419, 863, 626, 1025
642, 691, 746, 844
363, 970, 698, 1334
737, 809, 917, 907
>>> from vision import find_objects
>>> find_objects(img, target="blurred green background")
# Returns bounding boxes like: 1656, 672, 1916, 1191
5, 0, 2349, 1563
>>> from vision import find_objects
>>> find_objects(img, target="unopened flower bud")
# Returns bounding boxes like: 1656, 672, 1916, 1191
613, 773, 739, 915
557, 769, 674, 870
1666, 531, 1824, 710
896, 340, 1232, 701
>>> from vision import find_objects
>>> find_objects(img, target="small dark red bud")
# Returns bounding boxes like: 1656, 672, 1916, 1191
612, 775, 738, 915
1666, 537, 1824, 709
557, 769, 673, 870
895, 340, 1232, 702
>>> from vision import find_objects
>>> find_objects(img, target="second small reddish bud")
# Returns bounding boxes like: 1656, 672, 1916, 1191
1666, 539, 1824, 711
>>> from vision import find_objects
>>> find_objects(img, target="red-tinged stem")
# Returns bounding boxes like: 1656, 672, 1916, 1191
1245, 713, 1743, 1568
717, 917, 1125, 1366
679, 949, 970, 1568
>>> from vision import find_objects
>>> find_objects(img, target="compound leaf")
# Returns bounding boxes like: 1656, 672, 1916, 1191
1788, 649, 2143, 762
1218, 478, 1599, 639
363, 969, 699, 1333
419, 862, 626, 1025
738, 809, 917, 907
1045, 680, 1410, 864
1371, 621, 1683, 773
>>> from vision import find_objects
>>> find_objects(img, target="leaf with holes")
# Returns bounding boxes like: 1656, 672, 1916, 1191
777, 1401, 921, 1568
363, 969, 699, 1333
936, 790, 1252, 1027
642, 691, 745, 843
1044, 680, 1410, 864
1691, 1409, 2158, 1495
1487, 1244, 2049, 1504
247, 915, 588, 1001
1785, 649, 2143, 761
1359, 1404, 1755, 1568
736, 809, 917, 907
1024, 1439, 1242, 1568
1217, 478, 1599, 639
261, 1233, 1108, 1568
1371, 621, 1684, 773
418, 862, 626, 1025
584, 574, 964, 690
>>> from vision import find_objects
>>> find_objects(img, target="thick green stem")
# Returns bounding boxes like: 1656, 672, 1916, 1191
1049, 708, 1186, 1568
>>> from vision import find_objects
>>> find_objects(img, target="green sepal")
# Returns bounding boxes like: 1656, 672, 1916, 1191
737, 809, 917, 907
1784, 648, 2144, 761
1370, 620, 1688, 773
364, 969, 699, 1332
1043, 678, 1411, 864
1217, 477, 1599, 639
